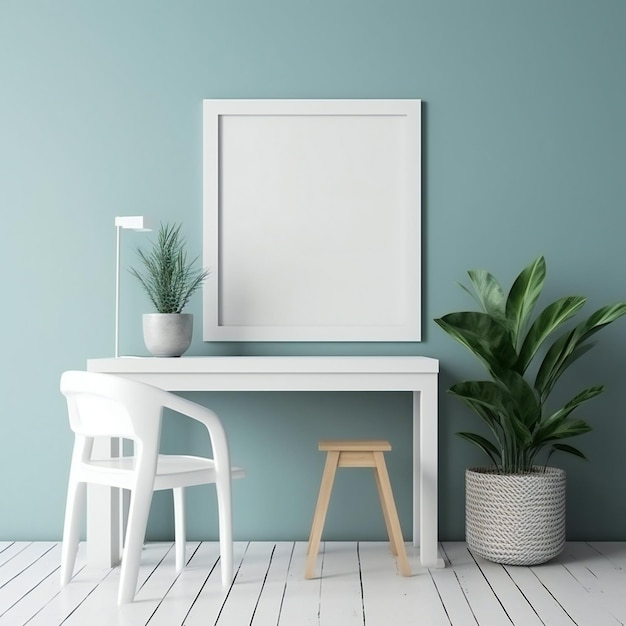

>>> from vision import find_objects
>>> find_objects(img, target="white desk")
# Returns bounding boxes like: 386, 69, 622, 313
86, 356, 441, 568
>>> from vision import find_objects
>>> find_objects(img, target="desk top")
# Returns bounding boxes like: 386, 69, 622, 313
88, 355, 439, 374
87, 356, 438, 391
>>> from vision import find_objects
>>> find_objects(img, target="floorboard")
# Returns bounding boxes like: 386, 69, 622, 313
62, 542, 175, 626
502, 563, 576, 626
0, 544, 29, 569
3, 541, 626, 625
318, 542, 364, 626
0, 544, 85, 626
276, 541, 321, 626
183, 541, 247, 626
465, 547, 543, 626
146, 542, 218, 626
359, 542, 449, 626
530, 550, 621, 626
441, 542, 513, 626
216, 542, 277, 625
428, 544, 478, 625
250, 542, 293, 626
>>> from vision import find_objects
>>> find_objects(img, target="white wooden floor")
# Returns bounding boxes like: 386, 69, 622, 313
1, 541, 626, 625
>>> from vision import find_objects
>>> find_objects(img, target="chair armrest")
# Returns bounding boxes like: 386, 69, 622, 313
160, 393, 233, 473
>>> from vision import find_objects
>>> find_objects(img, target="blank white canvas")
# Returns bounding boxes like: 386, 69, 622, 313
203, 99, 421, 341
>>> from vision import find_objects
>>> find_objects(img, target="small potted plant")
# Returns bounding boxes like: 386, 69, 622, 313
130, 222, 209, 357
434, 256, 626, 565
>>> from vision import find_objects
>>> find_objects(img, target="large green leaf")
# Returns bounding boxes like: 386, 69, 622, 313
457, 432, 501, 467
536, 337, 595, 402
449, 380, 506, 405
449, 381, 505, 425
466, 269, 507, 324
452, 397, 499, 431
500, 410, 533, 448
516, 296, 586, 373
551, 443, 587, 460
535, 304, 626, 399
536, 386, 603, 437
543, 442, 588, 468
505, 256, 546, 349
534, 418, 592, 447
450, 380, 532, 449
448, 381, 509, 453
434, 312, 517, 375
496, 370, 540, 430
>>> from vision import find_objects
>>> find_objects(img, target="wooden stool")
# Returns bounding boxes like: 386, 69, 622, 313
305, 439, 411, 578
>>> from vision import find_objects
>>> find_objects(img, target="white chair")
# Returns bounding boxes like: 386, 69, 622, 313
59, 370, 245, 604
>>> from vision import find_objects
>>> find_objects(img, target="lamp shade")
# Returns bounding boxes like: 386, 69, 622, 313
115, 216, 152, 231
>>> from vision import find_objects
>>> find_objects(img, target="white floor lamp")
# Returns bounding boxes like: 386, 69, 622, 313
115, 216, 151, 358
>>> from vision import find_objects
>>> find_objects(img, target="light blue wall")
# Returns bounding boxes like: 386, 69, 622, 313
1, 0, 625, 542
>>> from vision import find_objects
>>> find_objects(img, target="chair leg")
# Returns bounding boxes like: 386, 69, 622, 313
60, 480, 86, 586
305, 451, 339, 579
215, 473, 233, 589
373, 452, 411, 577
173, 488, 186, 572
118, 486, 153, 604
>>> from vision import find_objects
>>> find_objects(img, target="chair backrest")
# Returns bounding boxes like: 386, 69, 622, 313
60, 370, 168, 444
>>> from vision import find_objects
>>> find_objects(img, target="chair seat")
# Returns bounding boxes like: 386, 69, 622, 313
83, 455, 246, 490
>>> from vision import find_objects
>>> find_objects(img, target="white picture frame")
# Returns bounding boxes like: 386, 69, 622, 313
202, 98, 422, 342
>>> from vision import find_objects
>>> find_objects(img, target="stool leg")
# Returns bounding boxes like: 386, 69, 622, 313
373, 468, 399, 556
373, 452, 411, 577
305, 451, 340, 579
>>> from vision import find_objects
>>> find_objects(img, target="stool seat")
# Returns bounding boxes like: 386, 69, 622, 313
305, 439, 411, 579
319, 439, 391, 451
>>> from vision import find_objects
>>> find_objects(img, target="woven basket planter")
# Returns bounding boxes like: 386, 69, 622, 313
465, 466, 566, 566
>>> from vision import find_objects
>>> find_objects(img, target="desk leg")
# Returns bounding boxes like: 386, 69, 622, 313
412, 390, 421, 549
414, 377, 442, 568
87, 436, 122, 567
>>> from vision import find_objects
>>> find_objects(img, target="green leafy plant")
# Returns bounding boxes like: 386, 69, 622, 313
130, 222, 209, 314
434, 256, 626, 473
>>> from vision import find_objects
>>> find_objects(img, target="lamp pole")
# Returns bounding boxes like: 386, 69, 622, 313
114, 216, 151, 358
115, 224, 122, 358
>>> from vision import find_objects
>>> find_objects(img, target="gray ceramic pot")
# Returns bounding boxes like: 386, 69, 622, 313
142, 313, 193, 357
